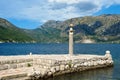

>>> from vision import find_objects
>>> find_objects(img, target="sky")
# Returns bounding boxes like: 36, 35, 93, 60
0, 0, 120, 29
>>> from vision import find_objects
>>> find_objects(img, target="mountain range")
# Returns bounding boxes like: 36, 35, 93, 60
0, 14, 120, 43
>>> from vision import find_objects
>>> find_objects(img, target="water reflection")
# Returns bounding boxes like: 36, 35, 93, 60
47, 67, 113, 80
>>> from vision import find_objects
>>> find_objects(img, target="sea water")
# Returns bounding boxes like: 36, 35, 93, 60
0, 43, 120, 80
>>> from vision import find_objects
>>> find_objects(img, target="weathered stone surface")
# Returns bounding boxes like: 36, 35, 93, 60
50, 67, 56, 73
65, 65, 69, 69
0, 65, 8, 70
55, 66, 60, 71
0, 54, 114, 79
48, 71, 52, 76
60, 65, 65, 71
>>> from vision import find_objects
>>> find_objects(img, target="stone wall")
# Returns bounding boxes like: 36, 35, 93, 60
29, 53, 113, 79
0, 53, 114, 80
0, 57, 33, 71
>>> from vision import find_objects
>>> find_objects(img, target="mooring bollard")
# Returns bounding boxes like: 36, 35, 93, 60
30, 52, 32, 55
105, 50, 112, 60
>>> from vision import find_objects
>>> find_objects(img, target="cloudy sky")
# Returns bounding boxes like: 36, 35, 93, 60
0, 0, 120, 29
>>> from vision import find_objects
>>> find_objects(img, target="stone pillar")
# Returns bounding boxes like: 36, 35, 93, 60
105, 50, 112, 60
69, 24, 74, 56
105, 50, 114, 65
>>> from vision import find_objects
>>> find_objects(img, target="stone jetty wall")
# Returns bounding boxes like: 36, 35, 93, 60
29, 53, 113, 79
0, 56, 33, 71
0, 52, 114, 80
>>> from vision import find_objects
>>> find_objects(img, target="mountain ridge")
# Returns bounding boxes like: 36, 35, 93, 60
0, 14, 120, 43
0, 18, 34, 43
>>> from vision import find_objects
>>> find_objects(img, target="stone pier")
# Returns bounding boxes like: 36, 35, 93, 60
0, 52, 113, 80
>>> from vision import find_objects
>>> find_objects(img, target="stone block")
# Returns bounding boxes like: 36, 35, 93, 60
74, 64, 78, 68
9, 64, 17, 69
93, 62, 98, 66
48, 60, 52, 64
55, 66, 60, 71
0, 65, 8, 70
50, 67, 55, 73
83, 62, 88, 66
48, 71, 52, 76
65, 65, 69, 69
60, 65, 65, 71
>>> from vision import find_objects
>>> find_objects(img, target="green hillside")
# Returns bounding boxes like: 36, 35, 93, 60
0, 18, 34, 43
0, 14, 120, 43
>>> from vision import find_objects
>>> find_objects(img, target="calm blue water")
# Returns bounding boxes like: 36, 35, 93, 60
0, 43, 120, 80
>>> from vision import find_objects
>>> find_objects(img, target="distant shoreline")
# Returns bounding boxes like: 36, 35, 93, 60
0, 41, 119, 44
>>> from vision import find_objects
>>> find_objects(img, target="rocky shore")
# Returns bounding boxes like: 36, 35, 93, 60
0, 51, 113, 80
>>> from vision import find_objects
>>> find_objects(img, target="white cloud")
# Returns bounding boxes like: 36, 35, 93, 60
0, 0, 120, 23
48, 0, 80, 4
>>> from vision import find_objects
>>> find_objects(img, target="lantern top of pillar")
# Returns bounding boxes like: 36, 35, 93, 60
69, 24, 74, 28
